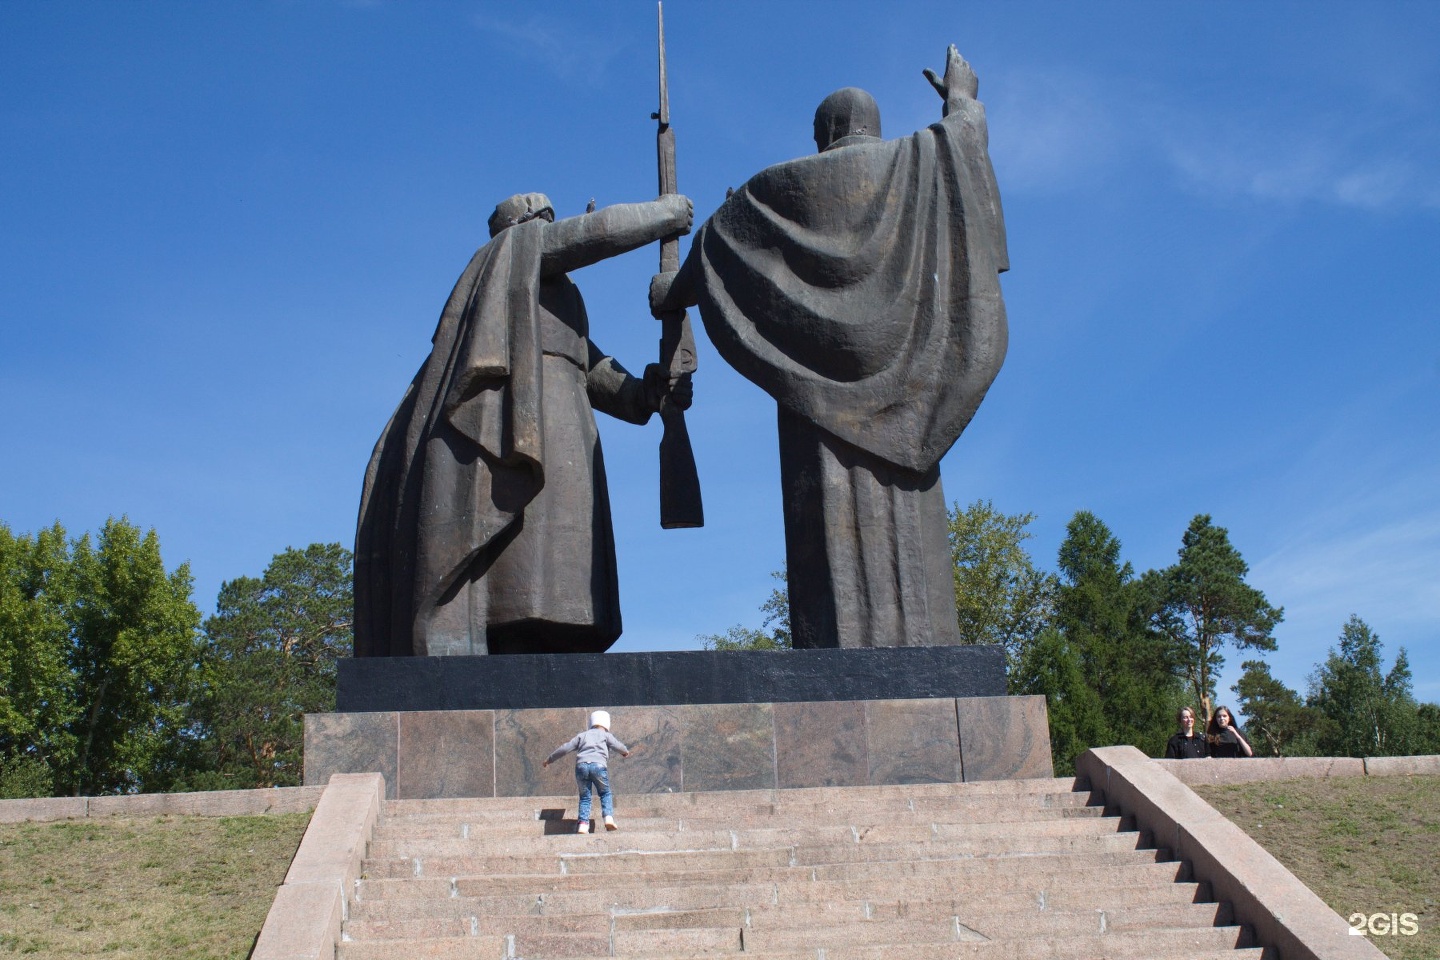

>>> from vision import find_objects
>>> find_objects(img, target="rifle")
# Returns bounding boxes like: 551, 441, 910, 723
652, 1, 703, 529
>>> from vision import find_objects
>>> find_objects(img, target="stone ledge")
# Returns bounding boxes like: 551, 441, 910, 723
1079, 746, 1386, 960
1155, 756, 1365, 785
1154, 754, 1440, 785
1363, 754, 1440, 776
252, 773, 384, 960
248, 882, 343, 960
0, 786, 325, 824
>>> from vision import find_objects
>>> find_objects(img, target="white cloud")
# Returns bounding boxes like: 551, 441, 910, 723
1256, 512, 1440, 627
1161, 126, 1440, 212
977, 62, 1440, 213
1249, 452, 1440, 697
470, 12, 625, 81
983, 69, 1120, 194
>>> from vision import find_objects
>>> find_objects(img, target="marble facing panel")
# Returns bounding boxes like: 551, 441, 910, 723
956, 695, 1054, 781
398, 710, 495, 799
865, 699, 961, 785
679, 702, 777, 792
303, 712, 399, 799
494, 707, 588, 798
606, 705, 683, 795
774, 700, 868, 789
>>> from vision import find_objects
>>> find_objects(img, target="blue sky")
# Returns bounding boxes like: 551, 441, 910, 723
3, 2, 1437, 707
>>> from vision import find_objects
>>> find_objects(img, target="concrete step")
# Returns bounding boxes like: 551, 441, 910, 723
736, 925, 1254, 960
363, 830, 1156, 879
350, 894, 1226, 939
338, 926, 1254, 960
369, 816, 1134, 858
381, 788, 1099, 825
362, 849, 1183, 890
337, 935, 507, 960
357, 854, 1187, 900
351, 869, 1203, 921
335, 774, 1271, 960
372, 803, 1110, 840
346, 899, 1230, 946
382, 778, 1089, 817
371, 811, 1123, 846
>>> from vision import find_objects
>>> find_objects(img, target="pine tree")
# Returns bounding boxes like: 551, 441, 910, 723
190, 544, 353, 788
1232, 660, 1317, 757
1149, 514, 1282, 720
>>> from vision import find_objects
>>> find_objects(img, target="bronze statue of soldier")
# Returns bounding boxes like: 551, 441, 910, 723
355, 193, 693, 657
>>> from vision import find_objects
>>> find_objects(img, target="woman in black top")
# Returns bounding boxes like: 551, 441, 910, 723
1164, 706, 1208, 758
1206, 705, 1254, 758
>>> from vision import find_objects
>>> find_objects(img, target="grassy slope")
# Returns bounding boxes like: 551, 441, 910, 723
1194, 776, 1440, 960
0, 812, 310, 959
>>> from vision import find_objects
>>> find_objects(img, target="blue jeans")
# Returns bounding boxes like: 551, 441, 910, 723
575, 762, 612, 821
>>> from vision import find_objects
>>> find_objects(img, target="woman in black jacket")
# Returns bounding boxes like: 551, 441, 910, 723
1164, 707, 1208, 758
1206, 705, 1254, 758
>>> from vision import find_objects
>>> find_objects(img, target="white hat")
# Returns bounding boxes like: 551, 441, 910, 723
590, 710, 611, 730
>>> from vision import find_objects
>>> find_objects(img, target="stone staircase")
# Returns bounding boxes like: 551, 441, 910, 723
337, 777, 1266, 960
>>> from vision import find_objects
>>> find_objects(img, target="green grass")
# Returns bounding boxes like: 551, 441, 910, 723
0, 812, 310, 959
1194, 775, 1440, 960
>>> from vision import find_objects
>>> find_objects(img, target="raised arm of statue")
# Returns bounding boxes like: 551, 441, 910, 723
923, 44, 979, 118
541, 196, 693, 278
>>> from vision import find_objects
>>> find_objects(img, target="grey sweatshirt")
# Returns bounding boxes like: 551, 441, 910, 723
546, 727, 629, 767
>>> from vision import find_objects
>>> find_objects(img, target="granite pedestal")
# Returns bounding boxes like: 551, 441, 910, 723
336, 645, 1005, 712
310, 647, 1051, 800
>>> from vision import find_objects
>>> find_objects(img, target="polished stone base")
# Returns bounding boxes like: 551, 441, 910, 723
336, 645, 1005, 713
304, 694, 1053, 800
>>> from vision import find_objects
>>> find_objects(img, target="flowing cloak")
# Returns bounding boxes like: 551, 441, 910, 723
685, 99, 1009, 647
355, 219, 636, 657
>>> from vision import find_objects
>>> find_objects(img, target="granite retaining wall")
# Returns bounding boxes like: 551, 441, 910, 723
304, 695, 1055, 800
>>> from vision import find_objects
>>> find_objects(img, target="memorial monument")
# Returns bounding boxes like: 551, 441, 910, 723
319, 35, 1049, 796
652, 44, 1008, 649
354, 193, 694, 658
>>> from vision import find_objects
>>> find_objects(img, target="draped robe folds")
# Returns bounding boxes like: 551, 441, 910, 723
355, 218, 650, 657
686, 99, 1009, 648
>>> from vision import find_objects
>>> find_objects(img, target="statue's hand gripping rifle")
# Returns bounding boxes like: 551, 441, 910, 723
652, 1, 703, 529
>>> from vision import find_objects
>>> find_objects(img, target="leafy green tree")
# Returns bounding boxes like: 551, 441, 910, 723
190, 544, 353, 788
1307, 615, 1418, 757
948, 500, 1056, 672
1010, 627, 1105, 776
698, 569, 791, 651
1416, 703, 1440, 755
0, 752, 52, 799
2, 518, 203, 796
1232, 659, 1318, 757
0, 522, 78, 796
1147, 514, 1282, 720
64, 518, 203, 795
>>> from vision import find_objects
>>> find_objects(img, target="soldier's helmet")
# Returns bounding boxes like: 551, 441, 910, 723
488, 192, 556, 238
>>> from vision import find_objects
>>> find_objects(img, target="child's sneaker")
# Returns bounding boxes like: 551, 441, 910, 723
603, 815, 617, 831
577, 820, 590, 834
